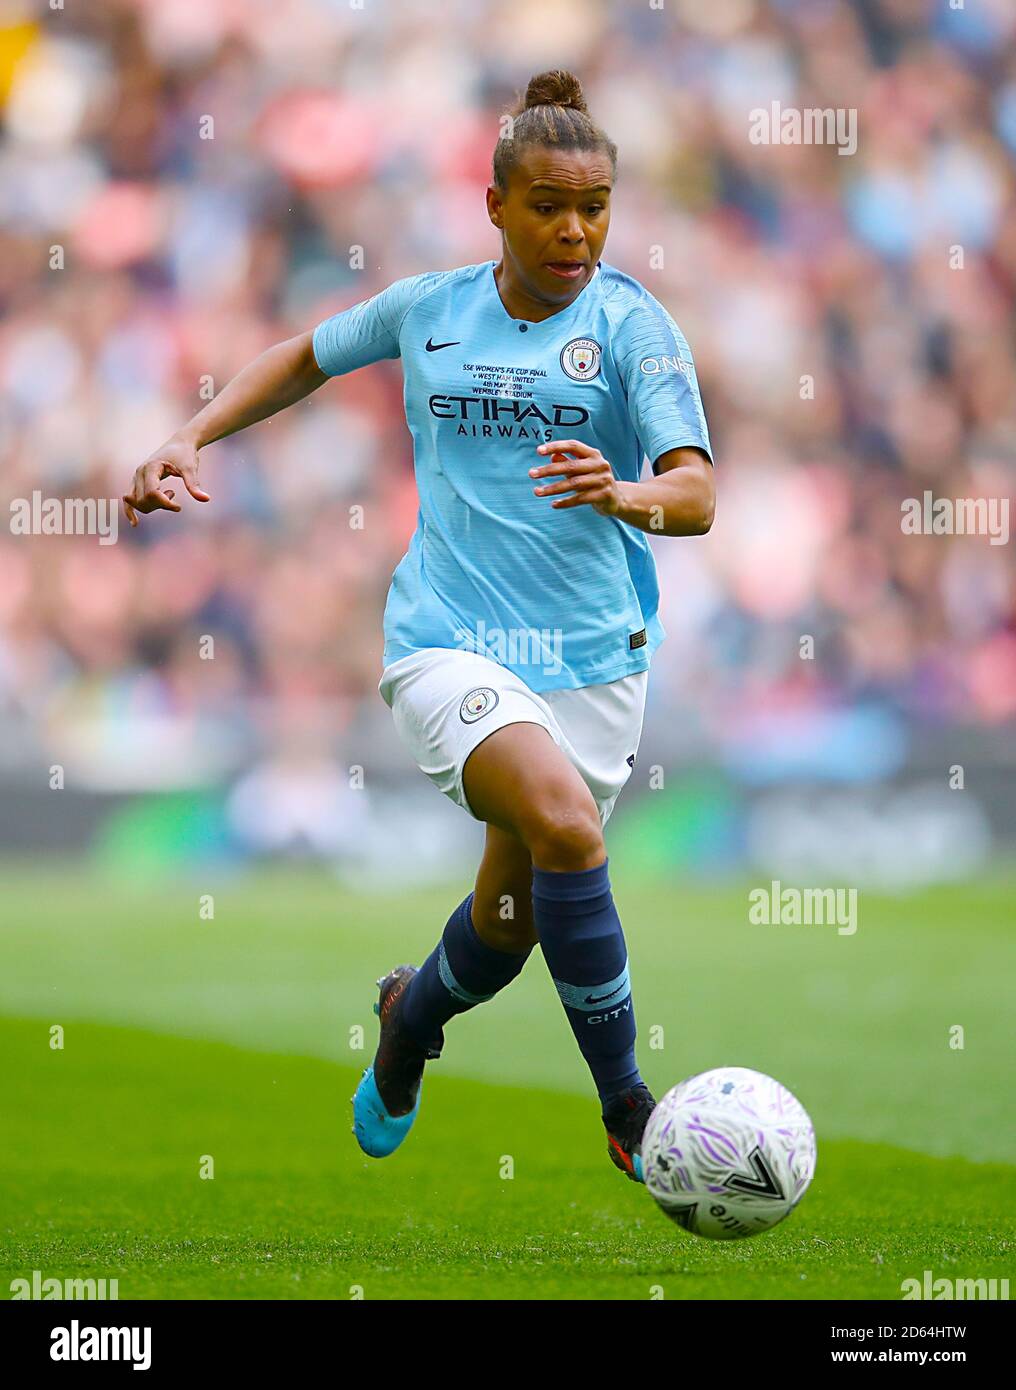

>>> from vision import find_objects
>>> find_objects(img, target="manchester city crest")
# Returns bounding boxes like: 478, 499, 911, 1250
459, 687, 500, 723
560, 337, 602, 381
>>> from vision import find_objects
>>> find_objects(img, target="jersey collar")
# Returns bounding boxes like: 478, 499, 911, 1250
487, 259, 601, 329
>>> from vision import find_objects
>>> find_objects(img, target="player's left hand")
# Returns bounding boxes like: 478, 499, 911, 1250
530, 440, 624, 516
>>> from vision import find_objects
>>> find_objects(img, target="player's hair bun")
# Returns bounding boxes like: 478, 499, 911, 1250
492, 68, 615, 189
523, 69, 588, 113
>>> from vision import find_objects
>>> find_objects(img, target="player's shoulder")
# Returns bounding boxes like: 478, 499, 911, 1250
597, 263, 681, 327
377, 262, 490, 340
596, 262, 694, 360
395, 261, 492, 309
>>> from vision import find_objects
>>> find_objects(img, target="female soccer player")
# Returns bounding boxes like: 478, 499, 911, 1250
123, 70, 714, 1183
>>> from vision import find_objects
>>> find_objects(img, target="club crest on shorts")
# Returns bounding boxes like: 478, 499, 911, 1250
460, 687, 499, 723
560, 337, 602, 381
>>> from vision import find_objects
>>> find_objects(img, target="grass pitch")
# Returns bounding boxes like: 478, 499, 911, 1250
1, 866, 1013, 1299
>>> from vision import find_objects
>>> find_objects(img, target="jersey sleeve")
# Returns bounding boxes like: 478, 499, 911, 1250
311, 273, 438, 377
614, 296, 713, 472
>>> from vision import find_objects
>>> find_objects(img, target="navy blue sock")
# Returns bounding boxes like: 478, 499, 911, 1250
531, 860, 641, 1105
400, 892, 532, 1052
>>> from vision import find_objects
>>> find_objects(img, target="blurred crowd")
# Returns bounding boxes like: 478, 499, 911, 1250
1, 0, 1015, 797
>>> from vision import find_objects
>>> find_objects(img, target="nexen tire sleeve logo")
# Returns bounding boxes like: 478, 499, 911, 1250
639, 354, 690, 375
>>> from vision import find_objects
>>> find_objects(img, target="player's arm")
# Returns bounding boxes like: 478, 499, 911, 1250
122, 332, 326, 526
608, 444, 714, 535
529, 294, 716, 536
531, 441, 714, 536
123, 274, 423, 526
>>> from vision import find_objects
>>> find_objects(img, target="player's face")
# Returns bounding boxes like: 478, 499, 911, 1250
488, 147, 613, 308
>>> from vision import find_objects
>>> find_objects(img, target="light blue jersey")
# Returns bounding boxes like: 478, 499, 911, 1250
312, 260, 712, 691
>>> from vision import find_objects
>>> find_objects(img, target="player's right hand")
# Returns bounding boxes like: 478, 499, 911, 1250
122, 436, 211, 527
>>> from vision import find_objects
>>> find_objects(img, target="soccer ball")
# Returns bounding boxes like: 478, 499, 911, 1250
641, 1066, 816, 1240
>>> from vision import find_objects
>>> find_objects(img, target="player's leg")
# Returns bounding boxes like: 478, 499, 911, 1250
354, 649, 553, 1159
472, 824, 538, 950
461, 722, 654, 1178
354, 821, 537, 1158
356, 647, 643, 1165
397, 823, 537, 1048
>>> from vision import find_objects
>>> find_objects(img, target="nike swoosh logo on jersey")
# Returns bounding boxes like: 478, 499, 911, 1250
426, 338, 460, 351
585, 983, 626, 1005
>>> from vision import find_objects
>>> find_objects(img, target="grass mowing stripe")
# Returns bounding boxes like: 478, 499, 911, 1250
1, 867, 1013, 1163
2, 1017, 1012, 1301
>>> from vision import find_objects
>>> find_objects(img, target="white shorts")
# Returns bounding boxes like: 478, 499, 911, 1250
379, 647, 648, 826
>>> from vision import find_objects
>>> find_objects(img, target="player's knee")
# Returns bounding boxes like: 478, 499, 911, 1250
522, 795, 604, 872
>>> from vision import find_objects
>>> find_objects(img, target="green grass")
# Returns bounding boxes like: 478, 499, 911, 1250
2, 1017, 1012, 1300
1, 865, 1014, 1298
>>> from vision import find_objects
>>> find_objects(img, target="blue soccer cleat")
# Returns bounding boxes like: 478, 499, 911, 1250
602, 1082, 657, 1183
351, 966, 442, 1158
